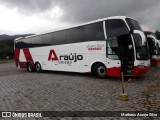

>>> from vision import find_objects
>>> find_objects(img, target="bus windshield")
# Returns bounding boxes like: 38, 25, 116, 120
147, 37, 159, 55
151, 33, 157, 39
105, 19, 129, 38
126, 18, 142, 31
133, 34, 150, 60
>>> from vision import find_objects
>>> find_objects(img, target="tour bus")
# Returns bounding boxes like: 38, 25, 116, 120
144, 31, 160, 66
14, 16, 150, 78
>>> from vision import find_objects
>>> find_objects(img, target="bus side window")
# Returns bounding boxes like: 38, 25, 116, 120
53, 31, 67, 45
106, 37, 120, 60
23, 38, 32, 48
32, 36, 42, 47
67, 26, 85, 43
67, 22, 104, 44
41, 33, 52, 46
84, 22, 105, 41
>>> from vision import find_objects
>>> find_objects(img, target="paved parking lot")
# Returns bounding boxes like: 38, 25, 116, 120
0, 62, 160, 120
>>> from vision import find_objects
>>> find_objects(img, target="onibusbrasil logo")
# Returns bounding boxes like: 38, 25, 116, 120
1, 112, 42, 118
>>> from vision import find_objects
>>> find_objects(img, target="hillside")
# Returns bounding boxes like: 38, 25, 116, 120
0, 34, 34, 59
155, 30, 160, 39
0, 34, 35, 41
0, 40, 14, 59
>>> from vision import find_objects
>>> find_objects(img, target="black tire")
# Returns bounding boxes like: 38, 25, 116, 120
35, 62, 41, 72
93, 63, 106, 78
27, 62, 33, 72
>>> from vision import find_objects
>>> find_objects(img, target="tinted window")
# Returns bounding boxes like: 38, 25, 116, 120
133, 34, 150, 60
147, 38, 154, 48
126, 18, 142, 31
25, 38, 32, 48
15, 41, 21, 49
16, 38, 32, 49
15, 37, 38, 49
105, 19, 129, 38
15, 22, 104, 49
84, 22, 105, 41
32, 36, 42, 47
53, 30, 67, 45
67, 26, 85, 43
67, 22, 104, 43
133, 34, 142, 47
147, 38, 159, 55
41, 33, 52, 45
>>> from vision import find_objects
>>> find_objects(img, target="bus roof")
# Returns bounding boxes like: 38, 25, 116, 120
15, 16, 133, 41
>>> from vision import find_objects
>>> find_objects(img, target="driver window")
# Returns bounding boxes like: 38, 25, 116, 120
106, 37, 120, 60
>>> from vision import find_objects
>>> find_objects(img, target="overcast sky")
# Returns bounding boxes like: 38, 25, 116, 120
0, 0, 160, 35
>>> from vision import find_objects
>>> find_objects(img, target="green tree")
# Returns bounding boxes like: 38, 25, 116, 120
155, 29, 160, 39
0, 40, 14, 59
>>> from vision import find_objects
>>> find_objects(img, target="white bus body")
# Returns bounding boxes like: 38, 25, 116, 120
14, 16, 150, 78
144, 31, 160, 66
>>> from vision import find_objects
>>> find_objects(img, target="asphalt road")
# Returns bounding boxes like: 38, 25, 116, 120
0, 62, 160, 120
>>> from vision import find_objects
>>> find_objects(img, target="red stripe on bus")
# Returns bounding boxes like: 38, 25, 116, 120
23, 48, 35, 69
134, 66, 150, 77
151, 58, 159, 67
84, 72, 92, 74
19, 62, 27, 68
107, 67, 121, 77
14, 49, 20, 67
23, 48, 34, 62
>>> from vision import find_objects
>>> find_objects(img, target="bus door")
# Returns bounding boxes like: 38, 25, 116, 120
106, 37, 121, 77
117, 34, 135, 77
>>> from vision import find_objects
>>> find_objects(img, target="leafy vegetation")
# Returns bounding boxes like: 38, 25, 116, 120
155, 30, 160, 39
0, 39, 14, 59
0, 34, 34, 59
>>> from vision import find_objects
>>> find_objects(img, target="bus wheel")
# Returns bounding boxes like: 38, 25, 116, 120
35, 62, 41, 72
93, 63, 106, 78
27, 62, 33, 72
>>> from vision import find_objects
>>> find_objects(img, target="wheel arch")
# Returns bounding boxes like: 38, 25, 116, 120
26, 60, 33, 66
91, 61, 107, 73
26, 60, 34, 71
34, 60, 41, 65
